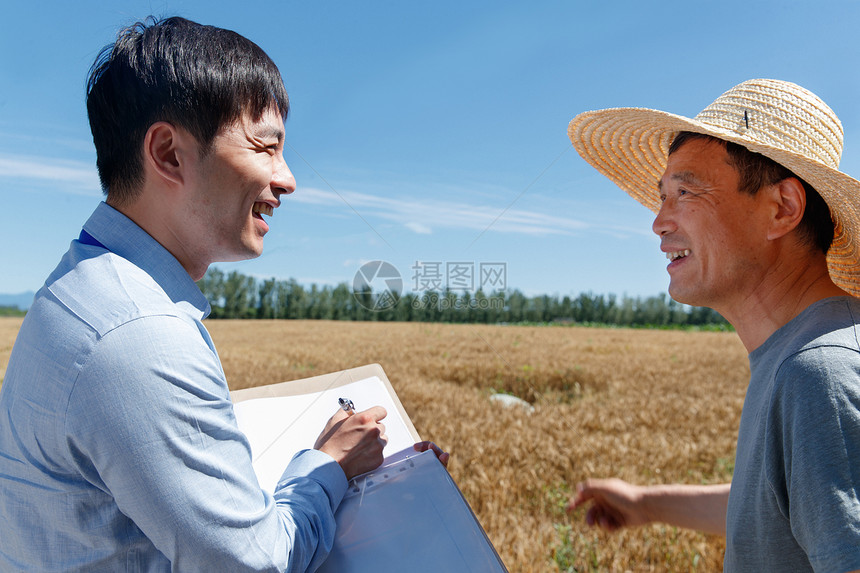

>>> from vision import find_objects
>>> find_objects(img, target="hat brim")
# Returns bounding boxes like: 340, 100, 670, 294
569, 107, 860, 295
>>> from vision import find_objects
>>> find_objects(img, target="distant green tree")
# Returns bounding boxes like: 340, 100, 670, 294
223, 271, 256, 318
506, 290, 526, 322
0, 306, 26, 317
257, 278, 278, 319
330, 283, 353, 320
195, 266, 730, 327
283, 279, 307, 319
196, 268, 226, 317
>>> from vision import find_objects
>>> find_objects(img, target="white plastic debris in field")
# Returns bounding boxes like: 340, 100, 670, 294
489, 393, 535, 414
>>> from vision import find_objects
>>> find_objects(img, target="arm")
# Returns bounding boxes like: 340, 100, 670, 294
68, 316, 360, 572
570, 478, 730, 536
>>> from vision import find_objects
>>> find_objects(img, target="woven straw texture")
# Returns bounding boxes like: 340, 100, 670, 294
568, 79, 860, 295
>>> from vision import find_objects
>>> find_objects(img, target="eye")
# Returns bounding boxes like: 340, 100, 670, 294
254, 139, 281, 154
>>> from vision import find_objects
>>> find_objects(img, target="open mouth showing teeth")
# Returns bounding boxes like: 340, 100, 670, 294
252, 203, 273, 217
667, 249, 691, 262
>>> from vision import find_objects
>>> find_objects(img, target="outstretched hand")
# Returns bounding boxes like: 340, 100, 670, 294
568, 478, 650, 532
314, 406, 388, 480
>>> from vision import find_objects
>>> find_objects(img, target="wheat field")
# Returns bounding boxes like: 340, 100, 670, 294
0, 317, 750, 571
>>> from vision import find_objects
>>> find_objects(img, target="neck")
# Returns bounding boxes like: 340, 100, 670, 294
107, 195, 209, 281
719, 252, 848, 353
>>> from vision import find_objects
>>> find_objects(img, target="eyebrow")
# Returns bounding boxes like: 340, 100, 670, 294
256, 124, 285, 142
658, 170, 707, 191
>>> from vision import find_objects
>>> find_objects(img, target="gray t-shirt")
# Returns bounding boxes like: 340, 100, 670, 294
725, 296, 860, 572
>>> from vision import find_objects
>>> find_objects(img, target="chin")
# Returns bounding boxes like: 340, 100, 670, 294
239, 237, 266, 258
669, 288, 716, 310
219, 245, 264, 263
240, 247, 264, 261
667, 284, 697, 306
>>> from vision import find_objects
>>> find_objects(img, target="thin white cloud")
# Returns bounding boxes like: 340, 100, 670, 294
0, 153, 102, 196
405, 221, 432, 234
291, 186, 595, 236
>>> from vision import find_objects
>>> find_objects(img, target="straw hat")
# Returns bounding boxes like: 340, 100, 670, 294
568, 78, 860, 295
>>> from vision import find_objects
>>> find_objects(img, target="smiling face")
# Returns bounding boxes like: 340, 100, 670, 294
184, 106, 295, 267
652, 137, 773, 311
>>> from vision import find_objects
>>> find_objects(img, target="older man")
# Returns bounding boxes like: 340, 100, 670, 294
0, 16, 444, 572
568, 79, 860, 571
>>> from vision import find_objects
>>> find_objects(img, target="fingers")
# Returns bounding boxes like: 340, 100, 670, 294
568, 478, 641, 532
328, 404, 387, 424
568, 480, 605, 514
329, 407, 348, 424
585, 503, 625, 531
568, 482, 594, 511
315, 405, 389, 480
361, 405, 387, 423
413, 441, 450, 468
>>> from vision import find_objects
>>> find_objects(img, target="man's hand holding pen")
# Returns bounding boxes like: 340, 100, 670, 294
316, 397, 450, 479
315, 404, 388, 480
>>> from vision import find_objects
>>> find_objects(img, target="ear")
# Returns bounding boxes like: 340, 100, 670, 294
142, 121, 193, 188
765, 177, 806, 241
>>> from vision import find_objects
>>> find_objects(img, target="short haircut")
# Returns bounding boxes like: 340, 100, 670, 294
86, 16, 290, 204
668, 131, 834, 254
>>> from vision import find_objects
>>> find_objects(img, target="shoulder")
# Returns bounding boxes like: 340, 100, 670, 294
773, 342, 860, 409
772, 345, 860, 416
8, 243, 204, 404
758, 298, 860, 421
787, 297, 860, 352
31, 243, 220, 407
66, 312, 227, 453
766, 329, 860, 444
767, 297, 860, 382
44, 245, 187, 337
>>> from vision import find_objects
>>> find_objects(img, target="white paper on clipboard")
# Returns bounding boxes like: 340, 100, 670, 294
233, 375, 415, 493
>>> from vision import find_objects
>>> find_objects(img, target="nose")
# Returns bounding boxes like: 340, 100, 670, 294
272, 151, 296, 199
651, 199, 676, 236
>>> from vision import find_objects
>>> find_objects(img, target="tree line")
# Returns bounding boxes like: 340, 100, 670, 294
196, 268, 729, 328
0, 306, 26, 317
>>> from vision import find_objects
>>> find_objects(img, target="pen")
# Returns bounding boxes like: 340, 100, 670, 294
338, 397, 355, 417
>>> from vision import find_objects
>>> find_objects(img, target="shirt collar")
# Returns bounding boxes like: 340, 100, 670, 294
81, 202, 212, 319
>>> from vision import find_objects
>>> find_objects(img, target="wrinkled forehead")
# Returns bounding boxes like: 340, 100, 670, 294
658, 137, 737, 191
658, 170, 709, 192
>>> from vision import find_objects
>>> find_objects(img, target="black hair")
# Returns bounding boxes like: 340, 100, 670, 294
86, 16, 290, 204
668, 131, 834, 254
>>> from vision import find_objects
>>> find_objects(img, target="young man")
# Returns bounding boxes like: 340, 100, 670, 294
0, 17, 444, 572
567, 79, 860, 571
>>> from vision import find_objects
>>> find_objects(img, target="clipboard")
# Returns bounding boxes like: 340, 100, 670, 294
231, 364, 421, 492
230, 364, 508, 572
230, 364, 417, 440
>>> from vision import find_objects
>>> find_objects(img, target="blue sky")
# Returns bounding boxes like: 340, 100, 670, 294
3, 1, 860, 300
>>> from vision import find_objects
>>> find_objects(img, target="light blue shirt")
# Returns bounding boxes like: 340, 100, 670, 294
0, 202, 347, 572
